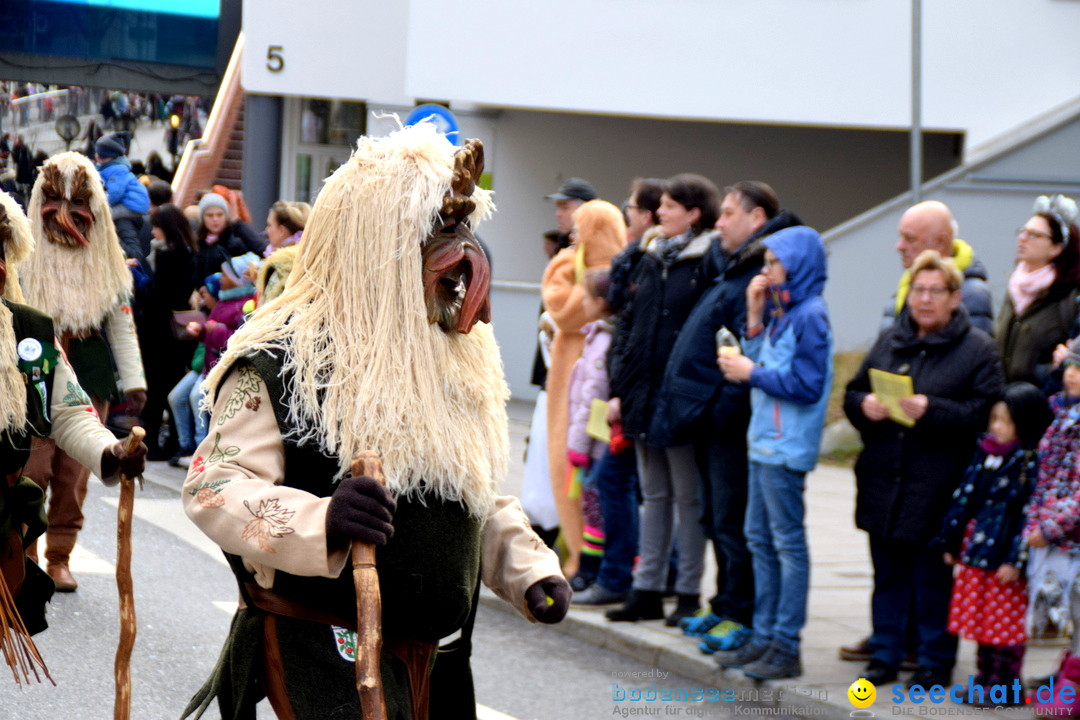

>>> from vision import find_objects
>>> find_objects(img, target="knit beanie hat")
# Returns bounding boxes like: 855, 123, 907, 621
198, 193, 229, 222
203, 272, 222, 300
96, 132, 130, 160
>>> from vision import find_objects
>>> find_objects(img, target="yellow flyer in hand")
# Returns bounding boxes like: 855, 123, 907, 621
868, 368, 916, 427
586, 399, 611, 443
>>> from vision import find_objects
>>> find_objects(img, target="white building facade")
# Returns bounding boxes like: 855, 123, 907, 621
240, 0, 1080, 395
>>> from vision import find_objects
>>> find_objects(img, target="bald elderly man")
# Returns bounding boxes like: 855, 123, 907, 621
840, 199, 995, 668
882, 200, 994, 335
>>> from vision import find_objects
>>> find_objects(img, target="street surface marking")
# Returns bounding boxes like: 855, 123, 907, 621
68, 542, 114, 574
106, 498, 520, 720
102, 496, 227, 566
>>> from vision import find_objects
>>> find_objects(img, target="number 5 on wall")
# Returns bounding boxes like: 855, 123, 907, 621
267, 46, 284, 73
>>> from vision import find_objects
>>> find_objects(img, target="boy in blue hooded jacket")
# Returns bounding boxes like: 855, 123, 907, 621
95, 131, 150, 260
715, 225, 833, 680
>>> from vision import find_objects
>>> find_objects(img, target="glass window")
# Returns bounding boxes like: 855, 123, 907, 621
298, 98, 366, 147
295, 154, 312, 204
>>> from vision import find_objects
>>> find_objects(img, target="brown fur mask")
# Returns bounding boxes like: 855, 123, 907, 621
22, 152, 132, 334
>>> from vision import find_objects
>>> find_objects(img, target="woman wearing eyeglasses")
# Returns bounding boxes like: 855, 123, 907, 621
844, 249, 1004, 687
996, 195, 1080, 386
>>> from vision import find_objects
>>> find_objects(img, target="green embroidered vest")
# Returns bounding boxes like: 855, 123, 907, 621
2, 300, 56, 475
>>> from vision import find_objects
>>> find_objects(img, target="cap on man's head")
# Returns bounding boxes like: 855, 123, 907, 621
95, 132, 131, 160
545, 177, 597, 203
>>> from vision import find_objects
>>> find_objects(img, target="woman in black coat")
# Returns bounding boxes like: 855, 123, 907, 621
606, 173, 719, 624
845, 250, 1004, 688
139, 204, 197, 457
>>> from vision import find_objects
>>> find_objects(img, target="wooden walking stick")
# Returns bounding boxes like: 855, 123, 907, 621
114, 425, 144, 720
349, 450, 388, 720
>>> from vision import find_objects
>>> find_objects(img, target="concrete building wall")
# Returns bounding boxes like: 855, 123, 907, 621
471, 109, 959, 398
825, 115, 1080, 352
244, 0, 1080, 152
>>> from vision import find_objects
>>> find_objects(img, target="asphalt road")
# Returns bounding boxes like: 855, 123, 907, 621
0, 462, 739, 720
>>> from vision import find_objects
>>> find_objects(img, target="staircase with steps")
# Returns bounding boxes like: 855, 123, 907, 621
171, 33, 246, 208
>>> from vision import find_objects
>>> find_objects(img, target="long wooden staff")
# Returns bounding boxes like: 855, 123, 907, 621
114, 426, 144, 720
349, 450, 387, 720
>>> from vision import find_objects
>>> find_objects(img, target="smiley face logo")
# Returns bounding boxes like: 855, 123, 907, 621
848, 678, 876, 708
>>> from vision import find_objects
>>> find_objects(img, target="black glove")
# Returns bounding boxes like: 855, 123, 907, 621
524, 575, 571, 624
325, 475, 396, 548
100, 440, 148, 480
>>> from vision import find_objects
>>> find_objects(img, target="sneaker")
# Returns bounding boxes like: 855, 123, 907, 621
714, 636, 770, 669
571, 584, 627, 606
569, 574, 593, 592
743, 642, 802, 680
699, 621, 752, 655
680, 610, 722, 636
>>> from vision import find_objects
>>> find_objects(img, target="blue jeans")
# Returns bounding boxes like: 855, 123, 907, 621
868, 536, 957, 670
168, 370, 208, 451
593, 447, 639, 594
744, 461, 808, 651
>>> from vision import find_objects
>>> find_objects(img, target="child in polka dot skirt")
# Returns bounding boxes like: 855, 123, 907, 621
934, 382, 1052, 699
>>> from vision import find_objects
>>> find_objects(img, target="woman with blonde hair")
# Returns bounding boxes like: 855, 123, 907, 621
257, 199, 312, 305
541, 199, 626, 582
263, 199, 311, 257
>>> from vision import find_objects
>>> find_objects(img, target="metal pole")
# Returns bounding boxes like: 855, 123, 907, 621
911, 0, 923, 202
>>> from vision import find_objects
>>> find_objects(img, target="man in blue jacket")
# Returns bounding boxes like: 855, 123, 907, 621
715, 225, 833, 680
650, 182, 802, 653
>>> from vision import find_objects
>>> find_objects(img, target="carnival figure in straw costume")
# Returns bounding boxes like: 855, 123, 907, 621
18, 152, 147, 593
182, 123, 568, 720
0, 189, 145, 685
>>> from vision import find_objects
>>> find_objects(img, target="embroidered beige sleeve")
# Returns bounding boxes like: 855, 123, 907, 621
182, 367, 349, 587
103, 302, 146, 392
480, 494, 564, 622
49, 353, 117, 480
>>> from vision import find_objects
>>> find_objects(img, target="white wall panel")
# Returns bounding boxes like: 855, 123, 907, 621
242, 0, 410, 105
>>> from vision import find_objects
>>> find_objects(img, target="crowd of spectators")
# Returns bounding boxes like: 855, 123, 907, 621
525, 172, 1080, 691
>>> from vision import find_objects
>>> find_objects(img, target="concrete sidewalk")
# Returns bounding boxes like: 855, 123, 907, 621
482, 400, 1064, 719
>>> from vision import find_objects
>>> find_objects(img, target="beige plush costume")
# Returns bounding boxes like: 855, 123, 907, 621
540, 199, 625, 576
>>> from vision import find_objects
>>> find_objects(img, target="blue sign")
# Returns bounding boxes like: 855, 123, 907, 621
404, 104, 461, 145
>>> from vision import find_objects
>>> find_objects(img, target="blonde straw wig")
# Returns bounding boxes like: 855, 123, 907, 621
207, 123, 507, 515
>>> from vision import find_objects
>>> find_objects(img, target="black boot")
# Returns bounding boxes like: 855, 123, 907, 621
993, 645, 1026, 705
606, 590, 664, 622
665, 593, 700, 627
